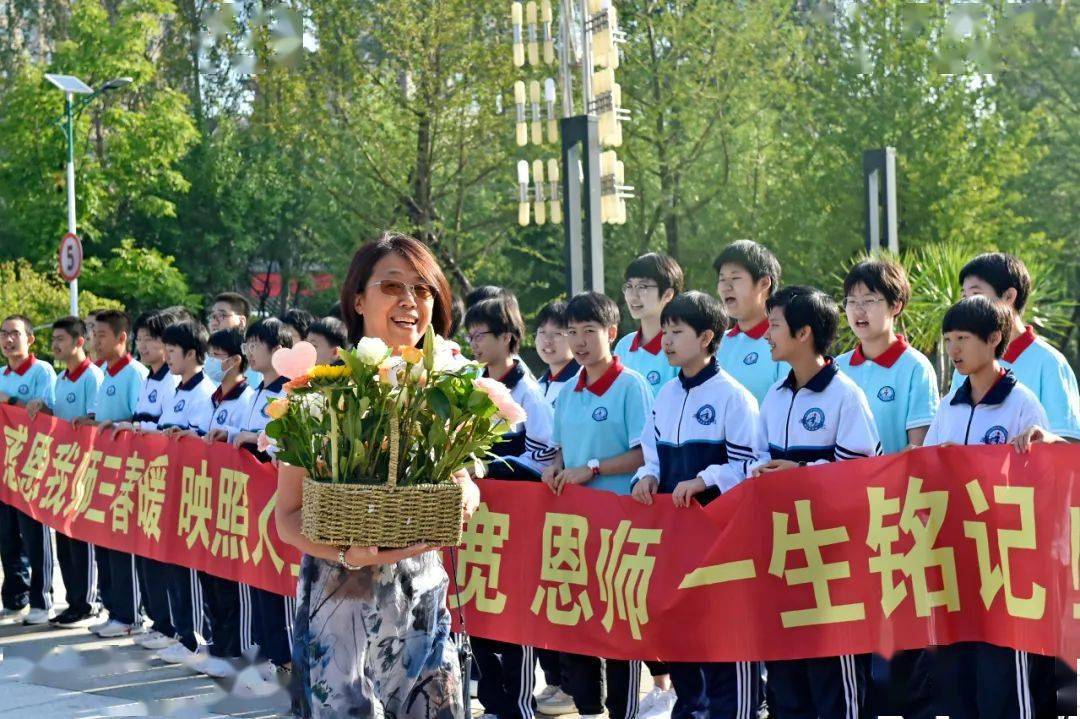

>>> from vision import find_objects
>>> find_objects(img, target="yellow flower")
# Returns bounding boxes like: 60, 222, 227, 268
266, 397, 290, 420
309, 364, 352, 381
399, 346, 424, 365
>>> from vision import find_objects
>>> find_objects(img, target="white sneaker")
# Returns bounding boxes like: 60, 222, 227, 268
0, 606, 28, 622
156, 641, 200, 666
535, 685, 558, 702
136, 631, 177, 649
95, 619, 146, 638
637, 686, 677, 719
195, 653, 238, 678
86, 616, 111, 633
537, 687, 577, 716
22, 608, 54, 625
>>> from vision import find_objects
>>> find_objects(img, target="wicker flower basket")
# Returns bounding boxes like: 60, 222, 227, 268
299, 410, 465, 548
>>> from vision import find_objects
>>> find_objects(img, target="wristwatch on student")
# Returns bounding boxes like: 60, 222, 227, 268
338, 546, 364, 571
587, 458, 601, 477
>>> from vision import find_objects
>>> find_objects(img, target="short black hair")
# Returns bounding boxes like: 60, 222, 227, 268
246, 317, 294, 350
162, 320, 210, 364
565, 292, 620, 328
713, 240, 782, 296
843, 259, 911, 310
208, 328, 247, 370
661, 291, 728, 354
535, 300, 568, 330
448, 294, 465, 338
942, 296, 1012, 358
464, 297, 525, 353
52, 316, 87, 340
1, 315, 33, 335
213, 292, 251, 318
162, 305, 196, 323
133, 310, 176, 341
765, 285, 838, 356
624, 253, 685, 295
282, 308, 315, 338
465, 285, 506, 309
307, 316, 348, 349
959, 252, 1031, 313
94, 309, 130, 338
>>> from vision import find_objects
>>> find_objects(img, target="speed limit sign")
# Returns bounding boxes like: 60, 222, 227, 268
58, 232, 83, 282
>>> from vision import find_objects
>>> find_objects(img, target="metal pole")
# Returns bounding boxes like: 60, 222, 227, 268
65, 92, 78, 317
578, 0, 593, 114
558, 0, 573, 118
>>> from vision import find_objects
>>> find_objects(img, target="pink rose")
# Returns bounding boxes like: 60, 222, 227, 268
257, 431, 276, 453
473, 377, 527, 426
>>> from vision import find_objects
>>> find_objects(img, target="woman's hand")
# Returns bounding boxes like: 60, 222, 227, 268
343, 544, 430, 568
452, 469, 481, 519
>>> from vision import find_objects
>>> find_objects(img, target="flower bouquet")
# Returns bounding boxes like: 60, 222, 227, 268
263, 326, 525, 548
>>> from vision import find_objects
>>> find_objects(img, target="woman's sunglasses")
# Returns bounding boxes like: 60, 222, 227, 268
369, 279, 436, 301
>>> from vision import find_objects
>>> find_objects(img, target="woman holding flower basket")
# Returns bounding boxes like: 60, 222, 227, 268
273, 232, 518, 719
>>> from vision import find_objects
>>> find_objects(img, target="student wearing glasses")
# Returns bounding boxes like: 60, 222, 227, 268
613, 253, 684, 399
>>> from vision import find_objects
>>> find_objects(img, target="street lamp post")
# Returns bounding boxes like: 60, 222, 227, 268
45, 74, 132, 316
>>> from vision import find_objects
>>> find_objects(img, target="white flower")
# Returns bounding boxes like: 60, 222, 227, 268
432, 336, 469, 371
355, 337, 390, 366
378, 356, 405, 387
297, 392, 326, 421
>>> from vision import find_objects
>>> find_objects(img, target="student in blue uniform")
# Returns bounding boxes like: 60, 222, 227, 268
751, 286, 881, 719
150, 320, 216, 668
305, 316, 348, 366
614, 253, 683, 401
925, 296, 1048, 719
76, 309, 150, 638
535, 301, 580, 408
714, 240, 790, 404
463, 296, 555, 719
542, 292, 651, 719
0, 314, 56, 625
835, 259, 940, 716
232, 318, 296, 685
25, 317, 104, 627
631, 291, 767, 719
952, 253, 1079, 440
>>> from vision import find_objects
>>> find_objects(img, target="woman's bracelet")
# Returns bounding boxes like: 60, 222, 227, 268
338, 546, 364, 571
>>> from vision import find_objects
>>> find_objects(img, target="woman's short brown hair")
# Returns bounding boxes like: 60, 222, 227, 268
340, 232, 453, 344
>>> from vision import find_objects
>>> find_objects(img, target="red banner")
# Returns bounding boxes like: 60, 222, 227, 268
3, 405, 1079, 664
447, 444, 1080, 663
0, 405, 301, 595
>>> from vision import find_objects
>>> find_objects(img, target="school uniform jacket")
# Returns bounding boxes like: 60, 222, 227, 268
633, 358, 767, 494
757, 360, 882, 467
488, 361, 558, 475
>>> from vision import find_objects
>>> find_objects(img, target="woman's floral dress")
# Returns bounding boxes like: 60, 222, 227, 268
291, 550, 464, 719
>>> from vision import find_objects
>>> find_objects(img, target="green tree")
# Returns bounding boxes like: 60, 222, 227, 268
0, 259, 122, 359
79, 238, 197, 316
0, 1, 198, 265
